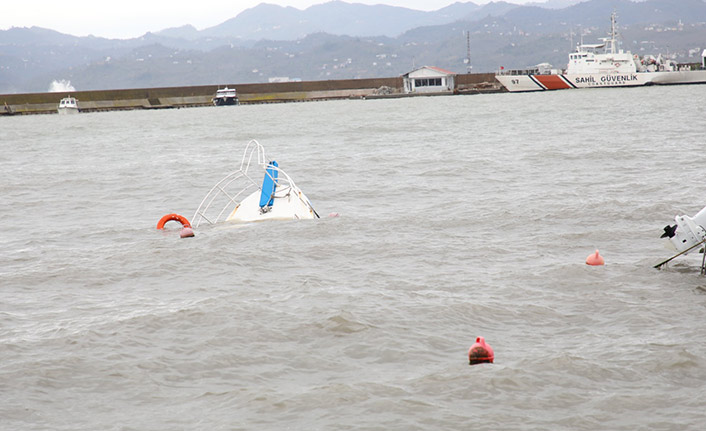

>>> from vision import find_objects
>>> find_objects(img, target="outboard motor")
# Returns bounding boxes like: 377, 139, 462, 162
661, 205, 706, 254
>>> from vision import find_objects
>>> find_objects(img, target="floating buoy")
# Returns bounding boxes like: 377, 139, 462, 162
586, 249, 605, 266
180, 227, 195, 238
156, 213, 191, 229
328, 212, 340, 218
468, 336, 494, 365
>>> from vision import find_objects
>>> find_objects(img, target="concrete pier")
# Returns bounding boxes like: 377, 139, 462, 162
1, 73, 501, 116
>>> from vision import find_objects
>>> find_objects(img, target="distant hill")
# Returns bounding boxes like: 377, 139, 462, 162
503, 0, 706, 28
2, 0, 706, 93
174, 1, 483, 40
526, 0, 585, 8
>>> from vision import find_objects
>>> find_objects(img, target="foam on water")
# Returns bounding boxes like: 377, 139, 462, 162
2, 86, 706, 430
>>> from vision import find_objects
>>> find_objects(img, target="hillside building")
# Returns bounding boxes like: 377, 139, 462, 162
403, 66, 456, 94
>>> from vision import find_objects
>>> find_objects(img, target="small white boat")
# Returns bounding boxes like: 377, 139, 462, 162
212, 87, 239, 106
496, 11, 706, 92
191, 140, 319, 227
57, 96, 79, 114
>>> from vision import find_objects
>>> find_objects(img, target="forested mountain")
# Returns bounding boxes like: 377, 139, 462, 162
1, 0, 705, 93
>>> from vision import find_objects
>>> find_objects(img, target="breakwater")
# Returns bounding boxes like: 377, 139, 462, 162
1, 73, 501, 115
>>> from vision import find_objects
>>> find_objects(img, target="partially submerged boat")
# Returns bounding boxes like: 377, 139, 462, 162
190, 140, 319, 227
57, 96, 79, 114
655, 205, 706, 272
496, 12, 706, 92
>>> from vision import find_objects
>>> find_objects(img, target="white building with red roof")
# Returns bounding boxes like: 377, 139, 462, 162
403, 66, 456, 94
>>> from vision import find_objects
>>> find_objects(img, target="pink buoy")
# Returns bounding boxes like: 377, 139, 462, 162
328, 212, 340, 218
180, 227, 195, 238
586, 249, 605, 266
468, 336, 494, 365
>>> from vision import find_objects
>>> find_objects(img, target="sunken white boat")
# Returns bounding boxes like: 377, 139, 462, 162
656, 205, 706, 271
191, 140, 319, 227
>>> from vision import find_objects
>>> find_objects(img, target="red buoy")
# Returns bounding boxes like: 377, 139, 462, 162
586, 249, 605, 266
468, 336, 494, 365
156, 213, 191, 229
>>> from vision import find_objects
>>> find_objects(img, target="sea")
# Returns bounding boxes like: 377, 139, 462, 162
2, 85, 705, 430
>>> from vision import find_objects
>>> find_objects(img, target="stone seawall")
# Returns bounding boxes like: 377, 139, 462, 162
1, 74, 501, 116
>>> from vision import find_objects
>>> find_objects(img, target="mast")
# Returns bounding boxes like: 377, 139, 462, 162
465, 30, 472, 73
608, 10, 618, 54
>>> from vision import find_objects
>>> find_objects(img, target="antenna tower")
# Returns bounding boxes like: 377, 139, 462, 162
465, 31, 472, 73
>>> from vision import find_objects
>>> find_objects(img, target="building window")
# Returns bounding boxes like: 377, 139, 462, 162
414, 78, 443, 87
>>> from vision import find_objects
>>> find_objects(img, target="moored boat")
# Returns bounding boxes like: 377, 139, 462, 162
496, 12, 706, 92
57, 96, 79, 114
212, 87, 239, 106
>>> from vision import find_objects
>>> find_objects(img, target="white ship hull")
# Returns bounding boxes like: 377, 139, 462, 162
496, 70, 706, 92
57, 107, 79, 115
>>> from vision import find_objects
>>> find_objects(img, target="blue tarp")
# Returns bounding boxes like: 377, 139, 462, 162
259, 161, 278, 208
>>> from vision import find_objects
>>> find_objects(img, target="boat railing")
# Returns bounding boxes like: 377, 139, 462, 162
677, 62, 704, 71
497, 68, 542, 76
191, 139, 308, 227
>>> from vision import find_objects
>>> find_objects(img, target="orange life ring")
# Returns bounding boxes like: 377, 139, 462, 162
156, 213, 191, 229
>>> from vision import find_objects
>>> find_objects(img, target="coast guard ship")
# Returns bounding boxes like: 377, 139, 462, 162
496, 12, 706, 92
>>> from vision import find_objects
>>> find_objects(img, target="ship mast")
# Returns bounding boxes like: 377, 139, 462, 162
464, 30, 472, 73
608, 10, 619, 54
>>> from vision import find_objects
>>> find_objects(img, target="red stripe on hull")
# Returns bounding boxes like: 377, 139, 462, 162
533, 75, 572, 90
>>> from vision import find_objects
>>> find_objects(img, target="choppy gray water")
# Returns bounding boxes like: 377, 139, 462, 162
2, 86, 706, 430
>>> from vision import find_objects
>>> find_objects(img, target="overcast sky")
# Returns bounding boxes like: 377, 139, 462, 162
1, 0, 534, 39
